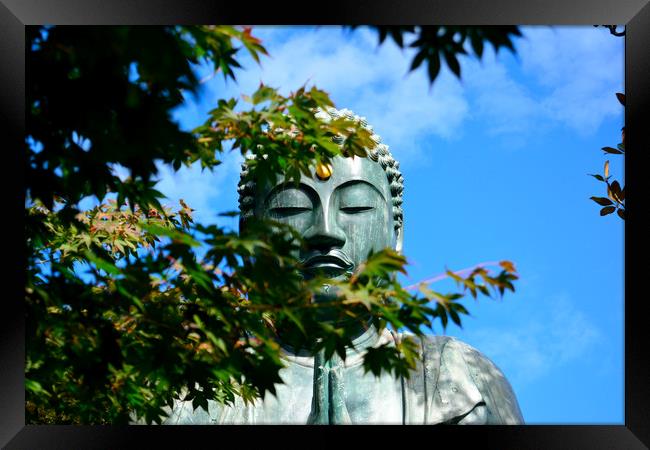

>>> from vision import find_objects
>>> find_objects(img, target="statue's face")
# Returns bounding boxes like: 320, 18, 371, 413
255, 156, 397, 281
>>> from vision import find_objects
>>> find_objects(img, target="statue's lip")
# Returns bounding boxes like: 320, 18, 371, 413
302, 255, 352, 271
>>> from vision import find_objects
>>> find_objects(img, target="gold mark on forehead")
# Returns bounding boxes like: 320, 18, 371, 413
315, 162, 333, 181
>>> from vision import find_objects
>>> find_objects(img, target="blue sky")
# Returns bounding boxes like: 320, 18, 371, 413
100, 26, 625, 424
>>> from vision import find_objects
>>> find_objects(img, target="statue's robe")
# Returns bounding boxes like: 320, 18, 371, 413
159, 326, 523, 425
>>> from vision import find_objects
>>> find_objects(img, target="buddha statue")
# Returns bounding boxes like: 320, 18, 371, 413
161, 107, 524, 425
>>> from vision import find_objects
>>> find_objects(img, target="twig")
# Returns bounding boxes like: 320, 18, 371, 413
403, 261, 501, 291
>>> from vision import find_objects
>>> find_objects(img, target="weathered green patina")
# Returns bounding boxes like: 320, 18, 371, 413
160, 107, 524, 425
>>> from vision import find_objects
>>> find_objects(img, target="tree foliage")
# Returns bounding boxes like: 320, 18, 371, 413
360, 26, 522, 84
26, 26, 518, 424
589, 92, 625, 220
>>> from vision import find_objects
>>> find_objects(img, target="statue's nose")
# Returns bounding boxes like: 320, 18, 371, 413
304, 205, 346, 252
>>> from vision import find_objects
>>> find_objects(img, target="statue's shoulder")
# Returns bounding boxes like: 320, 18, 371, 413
402, 333, 524, 424
413, 334, 493, 374
418, 335, 507, 383
419, 334, 495, 370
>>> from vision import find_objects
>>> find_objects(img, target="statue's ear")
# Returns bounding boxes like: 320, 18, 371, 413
395, 223, 404, 254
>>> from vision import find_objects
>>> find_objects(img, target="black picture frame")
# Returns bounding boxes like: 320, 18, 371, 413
2, 1, 648, 448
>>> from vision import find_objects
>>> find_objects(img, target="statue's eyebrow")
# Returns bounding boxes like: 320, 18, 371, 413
335, 179, 386, 201
263, 182, 317, 205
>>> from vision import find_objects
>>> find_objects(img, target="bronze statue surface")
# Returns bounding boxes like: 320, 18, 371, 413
160, 107, 524, 425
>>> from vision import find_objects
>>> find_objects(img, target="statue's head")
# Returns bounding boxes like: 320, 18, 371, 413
237, 107, 404, 284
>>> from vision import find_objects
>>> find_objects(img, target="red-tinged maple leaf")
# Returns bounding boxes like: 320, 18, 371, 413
242, 26, 262, 45
499, 260, 516, 273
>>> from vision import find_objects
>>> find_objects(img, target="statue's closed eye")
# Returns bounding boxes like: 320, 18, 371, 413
340, 206, 374, 214
266, 187, 313, 218
337, 181, 382, 214
269, 206, 312, 217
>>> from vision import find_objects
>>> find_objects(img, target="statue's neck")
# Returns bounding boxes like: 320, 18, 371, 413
276, 317, 377, 357
275, 285, 378, 356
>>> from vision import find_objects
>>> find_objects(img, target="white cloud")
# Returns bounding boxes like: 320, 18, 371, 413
243, 28, 379, 95
462, 26, 624, 138
519, 27, 622, 87
463, 54, 539, 137
463, 294, 601, 389
216, 26, 470, 167
240, 26, 622, 155
521, 27, 624, 134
